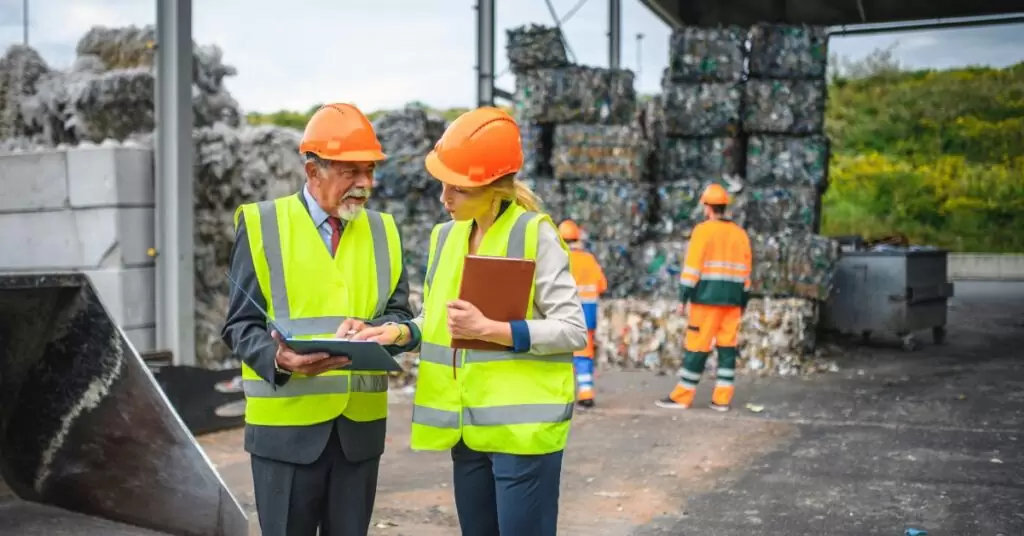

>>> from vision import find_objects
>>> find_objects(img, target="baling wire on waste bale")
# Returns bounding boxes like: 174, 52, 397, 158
551, 124, 648, 182
515, 66, 637, 125
562, 180, 652, 243
735, 185, 819, 234
748, 23, 829, 80
666, 26, 747, 83
742, 79, 826, 135
505, 24, 570, 74
660, 136, 744, 182
596, 297, 831, 376
746, 134, 829, 190
661, 81, 742, 137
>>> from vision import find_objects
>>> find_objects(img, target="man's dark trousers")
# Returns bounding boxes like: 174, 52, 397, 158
450, 441, 564, 536
249, 416, 386, 536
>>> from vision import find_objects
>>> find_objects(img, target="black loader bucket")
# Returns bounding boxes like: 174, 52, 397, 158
0, 273, 248, 535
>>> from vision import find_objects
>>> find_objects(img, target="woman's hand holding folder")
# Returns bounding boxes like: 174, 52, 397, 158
448, 300, 513, 347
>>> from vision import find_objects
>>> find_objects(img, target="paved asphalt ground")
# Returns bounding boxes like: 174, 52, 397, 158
194, 280, 1024, 536
2, 281, 1019, 535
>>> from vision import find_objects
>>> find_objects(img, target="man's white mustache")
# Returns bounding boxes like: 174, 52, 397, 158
344, 188, 371, 200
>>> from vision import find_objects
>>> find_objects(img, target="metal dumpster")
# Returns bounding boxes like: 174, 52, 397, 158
821, 249, 955, 351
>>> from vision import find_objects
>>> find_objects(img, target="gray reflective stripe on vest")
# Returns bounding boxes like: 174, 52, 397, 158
243, 374, 388, 398
418, 342, 572, 368
257, 201, 393, 333
411, 402, 574, 429
424, 211, 537, 290
424, 221, 453, 290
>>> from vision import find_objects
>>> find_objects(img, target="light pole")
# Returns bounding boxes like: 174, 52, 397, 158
23, 0, 29, 45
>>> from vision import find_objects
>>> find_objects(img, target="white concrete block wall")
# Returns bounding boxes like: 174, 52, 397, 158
0, 147, 158, 353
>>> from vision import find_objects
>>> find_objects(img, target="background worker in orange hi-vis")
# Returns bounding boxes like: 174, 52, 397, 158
656, 183, 752, 411
558, 220, 607, 408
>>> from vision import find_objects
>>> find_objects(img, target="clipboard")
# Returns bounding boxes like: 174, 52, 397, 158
452, 255, 536, 351
284, 338, 402, 372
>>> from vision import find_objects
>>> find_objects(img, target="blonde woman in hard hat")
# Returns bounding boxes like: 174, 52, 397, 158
351, 107, 587, 536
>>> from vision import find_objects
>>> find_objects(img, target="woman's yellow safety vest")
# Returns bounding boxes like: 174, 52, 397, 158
235, 194, 402, 427
410, 203, 575, 455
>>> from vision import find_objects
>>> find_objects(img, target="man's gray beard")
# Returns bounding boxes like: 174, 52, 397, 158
336, 187, 371, 221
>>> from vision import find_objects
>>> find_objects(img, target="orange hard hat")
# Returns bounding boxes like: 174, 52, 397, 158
558, 220, 581, 241
700, 183, 730, 205
424, 106, 523, 187
299, 103, 386, 162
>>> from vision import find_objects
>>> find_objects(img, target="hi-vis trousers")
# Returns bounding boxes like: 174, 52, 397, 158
680, 303, 741, 405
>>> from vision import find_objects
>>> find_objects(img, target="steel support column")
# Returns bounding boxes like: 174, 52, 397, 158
155, 0, 196, 366
475, 0, 496, 107
608, 0, 622, 69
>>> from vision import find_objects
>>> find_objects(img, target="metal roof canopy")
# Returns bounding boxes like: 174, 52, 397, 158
639, 0, 1024, 33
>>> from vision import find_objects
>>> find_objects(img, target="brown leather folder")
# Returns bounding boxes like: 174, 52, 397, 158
451, 255, 536, 351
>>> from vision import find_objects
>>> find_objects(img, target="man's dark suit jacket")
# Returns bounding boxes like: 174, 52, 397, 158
221, 192, 415, 465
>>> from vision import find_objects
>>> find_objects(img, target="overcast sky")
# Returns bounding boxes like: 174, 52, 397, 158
1, 0, 1022, 114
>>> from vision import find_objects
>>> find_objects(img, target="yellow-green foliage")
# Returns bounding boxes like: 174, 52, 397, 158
823, 62, 1024, 252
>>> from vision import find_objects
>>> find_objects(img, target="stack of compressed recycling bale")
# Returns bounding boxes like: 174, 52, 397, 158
0, 27, 312, 371
590, 23, 842, 377
656, 27, 747, 240
366, 105, 449, 290
510, 24, 646, 255
595, 296, 836, 376
740, 23, 829, 234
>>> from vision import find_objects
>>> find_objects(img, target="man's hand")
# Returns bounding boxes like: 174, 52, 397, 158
350, 324, 404, 345
676, 302, 690, 316
271, 330, 350, 375
447, 300, 495, 340
335, 318, 368, 339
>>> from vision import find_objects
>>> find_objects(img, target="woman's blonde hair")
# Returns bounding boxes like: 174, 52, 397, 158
488, 174, 543, 213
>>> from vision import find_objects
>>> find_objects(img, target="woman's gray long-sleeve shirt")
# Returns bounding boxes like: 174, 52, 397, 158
409, 220, 588, 356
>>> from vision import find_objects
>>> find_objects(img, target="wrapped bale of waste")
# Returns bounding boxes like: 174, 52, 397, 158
563, 180, 651, 243
746, 134, 829, 190
192, 124, 308, 366
652, 178, 746, 239
515, 66, 637, 125
551, 124, 647, 182
735, 186, 819, 234
662, 81, 741, 137
399, 220, 439, 289
660, 136, 744, 182
667, 26, 746, 82
749, 231, 840, 301
506, 24, 570, 73
0, 45, 51, 141
371, 106, 447, 210
742, 79, 826, 135
520, 122, 553, 178
631, 240, 686, 300
748, 23, 828, 80
519, 176, 565, 222
595, 297, 829, 375
587, 241, 637, 298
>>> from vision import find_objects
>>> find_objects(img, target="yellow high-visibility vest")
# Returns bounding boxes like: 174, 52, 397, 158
410, 203, 575, 455
235, 194, 402, 426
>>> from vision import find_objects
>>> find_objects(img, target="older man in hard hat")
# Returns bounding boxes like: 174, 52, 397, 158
558, 219, 607, 408
656, 183, 752, 411
221, 103, 417, 536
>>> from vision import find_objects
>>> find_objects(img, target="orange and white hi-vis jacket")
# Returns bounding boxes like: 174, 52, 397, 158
569, 249, 607, 305
678, 219, 752, 307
